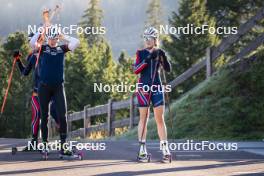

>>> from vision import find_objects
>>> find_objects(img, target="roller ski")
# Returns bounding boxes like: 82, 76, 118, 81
11, 139, 40, 155
42, 149, 49, 160
161, 153, 172, 163
137, 142, 151, 162
59, 146, 83, 160
11, 147, 18, 155
160, 141, 172, 163
22, 139, 39, 152
41, 142, 49, 160
137, 152, 151, 163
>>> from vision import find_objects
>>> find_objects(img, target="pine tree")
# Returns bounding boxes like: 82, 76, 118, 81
162, 0, 217, 98
206, 0, 264, 66
75, 0, 118, 105
145, 0, 163, 29
80, 0, 103, 46
65, 35, 92, 110
0, 32, 32, 137
65, 36, 118, 110
114, 51, 136, 100
207, 0, 264, 27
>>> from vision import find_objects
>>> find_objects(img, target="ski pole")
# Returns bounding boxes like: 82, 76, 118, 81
1, 55, 20, 115
161, 65, 174, 139
49, 5, 61, 21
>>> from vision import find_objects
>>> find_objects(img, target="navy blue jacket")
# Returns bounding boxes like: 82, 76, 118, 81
38, 45, 69, 86
133, 48, 171, 86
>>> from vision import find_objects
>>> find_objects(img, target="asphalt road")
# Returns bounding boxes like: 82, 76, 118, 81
0, 138, 264, 176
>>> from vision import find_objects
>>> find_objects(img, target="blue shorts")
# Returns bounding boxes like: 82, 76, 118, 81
136, 88, 164, 107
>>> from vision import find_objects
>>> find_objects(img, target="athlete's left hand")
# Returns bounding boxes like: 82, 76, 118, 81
58, 34, 64, 41
151, 49, 165, 61
148, 49, 159, 60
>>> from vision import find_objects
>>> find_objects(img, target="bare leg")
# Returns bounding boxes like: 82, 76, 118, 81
154, 105, 171, 157
138, 107, 150, 142
153, 105, 167, 141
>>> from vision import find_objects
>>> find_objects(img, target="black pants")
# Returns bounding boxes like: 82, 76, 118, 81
38, 83, 67, 143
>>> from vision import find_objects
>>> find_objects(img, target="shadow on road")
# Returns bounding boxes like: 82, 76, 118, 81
0, 139, 264, 175
90, 160, 264, 176
0, 160, 132, 175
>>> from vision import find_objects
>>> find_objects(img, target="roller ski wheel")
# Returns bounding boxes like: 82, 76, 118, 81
59, 153, 83, 160
11, 147, 17, 155
77, 153, 83, 160
137, 153, 151, 163
71, 146, 77, 153
73, 147, 84, 160
59, 150, 83, 160
161, 154, 172, 163
147, 154, 151, 162
42, 150, 49, 160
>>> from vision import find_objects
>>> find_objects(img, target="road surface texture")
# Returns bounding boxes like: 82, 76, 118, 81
0, 138, 264, 176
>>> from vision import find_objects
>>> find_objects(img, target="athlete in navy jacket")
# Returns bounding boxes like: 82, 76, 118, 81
30, 25, 80, 155
15, 50, 58, 150
133, 27, 172, 161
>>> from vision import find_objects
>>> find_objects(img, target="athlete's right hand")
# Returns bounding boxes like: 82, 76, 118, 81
42, 8, 50, 25
13, 50, 22, 60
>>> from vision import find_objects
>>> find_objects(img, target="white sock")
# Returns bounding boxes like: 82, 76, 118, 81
160, 140, 168, 148
160, 140, 170, 155
139, 141, 147, 154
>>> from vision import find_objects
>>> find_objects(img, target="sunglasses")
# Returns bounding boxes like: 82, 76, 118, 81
144, 36, 155, 41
